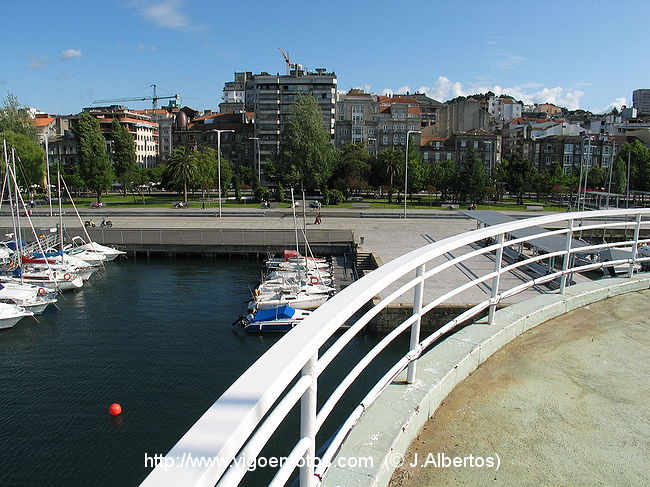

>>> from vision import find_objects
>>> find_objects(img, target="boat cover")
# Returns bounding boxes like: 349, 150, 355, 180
34, 251, 64, 258
253, 305, 296, 322
5, 240, 28, 251
283, 250, 299, 260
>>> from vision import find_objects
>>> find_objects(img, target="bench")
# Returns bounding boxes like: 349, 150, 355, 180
351, 203, 370, 209
526, 205, 544, 211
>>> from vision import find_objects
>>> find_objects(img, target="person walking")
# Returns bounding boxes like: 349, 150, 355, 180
314, 212, 322, 225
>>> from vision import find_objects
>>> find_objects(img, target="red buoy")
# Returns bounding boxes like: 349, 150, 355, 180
108, 403, 122, 416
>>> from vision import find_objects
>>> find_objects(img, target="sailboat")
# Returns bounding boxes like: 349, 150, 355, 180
234, 305, 313, 333
0, 282, 57, 314
0, 302, 34, 330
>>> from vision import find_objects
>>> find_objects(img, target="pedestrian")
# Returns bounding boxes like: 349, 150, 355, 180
201, 200, 205, 210
314, 212, 322, 225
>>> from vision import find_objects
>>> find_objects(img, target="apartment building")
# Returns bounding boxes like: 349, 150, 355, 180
172, 110, 255, 171
420, 130, 501, 171
220, 67, 337, 168
376, 95, 421, 152
632, 89, 650, 115
83, 106, 159, 168
335, 89, 378, 152
531, 134, 619, 171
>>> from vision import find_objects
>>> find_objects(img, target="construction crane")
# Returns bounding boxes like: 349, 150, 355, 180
278, 48, 291, 74
93, 84, 180, 110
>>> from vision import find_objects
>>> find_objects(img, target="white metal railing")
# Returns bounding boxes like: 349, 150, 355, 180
139, 209, 650, 487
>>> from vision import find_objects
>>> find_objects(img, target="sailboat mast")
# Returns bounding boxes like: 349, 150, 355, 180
290, 187, 299, 254
11, 149, 24, 283
58, 171, 64, 251
3, 140, 18, 244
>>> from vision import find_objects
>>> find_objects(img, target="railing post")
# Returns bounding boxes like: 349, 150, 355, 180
559, 219, 574, 293
406, 264, 425, 384
628, 213, 642, 278
300, 354, 317, 487
488, 233, 505, 325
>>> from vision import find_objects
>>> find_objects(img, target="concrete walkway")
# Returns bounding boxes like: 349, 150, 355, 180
0, 207, 573, 307
389, 290, 650, 487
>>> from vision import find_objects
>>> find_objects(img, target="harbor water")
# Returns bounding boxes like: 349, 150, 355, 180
0, 256, 406, 486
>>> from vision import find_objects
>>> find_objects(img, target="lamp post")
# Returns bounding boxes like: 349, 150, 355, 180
250, 137, 261, 183
210, 129, 234, 217
404, 130, 420, 218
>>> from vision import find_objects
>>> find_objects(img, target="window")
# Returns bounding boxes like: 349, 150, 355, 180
460, 139, 466, 148
368, 127, 375, 135
382, 135, 388, 144
393, 134, 399, 144
352, 126, 362, 135
473, 140, 479, 149
400, 134, 406, 144
339, 127, 348, 134
564, 144, 573, 153
563, 154, 573, 165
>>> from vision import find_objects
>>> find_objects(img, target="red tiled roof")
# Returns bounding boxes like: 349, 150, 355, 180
34, 117, 55, 127
421, 136, 448, 146
408, 106, 421, 115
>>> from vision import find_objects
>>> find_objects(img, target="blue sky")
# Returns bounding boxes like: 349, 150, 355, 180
2, 0, 648, 115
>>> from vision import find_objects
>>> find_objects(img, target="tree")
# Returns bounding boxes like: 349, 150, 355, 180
504, 155, 535, 205
167, 147, 197, 204
617, 140, 650, 191
377, 148, 403, 202
193, 147, 217, 200
0, 93, 38, 139
0, 130, 45, 187
612, 156, 627, 194
73, 112, 114, 202
459, 151, 488, 204
110, 120, 138, 195
274, 95, 336, 190
432, 159, 459, 202
405, 139, 430, 195
330, 142, 371, 196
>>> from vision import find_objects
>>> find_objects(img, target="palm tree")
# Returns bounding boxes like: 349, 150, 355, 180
168, 147, 197, 204
378, 148, 403, 203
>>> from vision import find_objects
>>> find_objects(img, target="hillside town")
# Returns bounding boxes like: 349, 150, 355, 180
6, 61, 650, 206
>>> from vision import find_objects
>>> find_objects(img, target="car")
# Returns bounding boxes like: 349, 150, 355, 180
309, 201, 321, 209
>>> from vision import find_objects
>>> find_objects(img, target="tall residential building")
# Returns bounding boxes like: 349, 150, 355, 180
632, 89, 650, 115
83, 106, 159, 168
335, 89, 378, 153
220, 67, 337, 172
133, 101, 181, 162
376, 96, 421, 152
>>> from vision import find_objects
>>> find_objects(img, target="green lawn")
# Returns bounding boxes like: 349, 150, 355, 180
47, 193, 566, 212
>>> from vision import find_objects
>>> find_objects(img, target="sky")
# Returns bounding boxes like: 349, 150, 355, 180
2, 0, 649, 115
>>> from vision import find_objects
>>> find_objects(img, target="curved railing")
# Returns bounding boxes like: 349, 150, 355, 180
140, 208, 650, 487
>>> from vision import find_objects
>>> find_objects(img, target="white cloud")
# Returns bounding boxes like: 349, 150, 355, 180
130, 0, 203, 32
24, 52, 48, 70
60, 49, 82, 60
598, 97, 626, 114
407, 76, 585, 110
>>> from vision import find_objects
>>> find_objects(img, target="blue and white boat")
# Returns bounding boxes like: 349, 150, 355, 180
235, 305, 312, 333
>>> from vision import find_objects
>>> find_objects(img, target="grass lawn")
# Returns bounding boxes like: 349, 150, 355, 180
51, 193, 566, 212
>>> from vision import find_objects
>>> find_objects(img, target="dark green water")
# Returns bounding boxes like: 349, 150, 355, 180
0, 256, 407, 486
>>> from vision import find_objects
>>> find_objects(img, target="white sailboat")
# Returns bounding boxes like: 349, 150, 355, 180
0, 282, 57, 314
0, 302, 34, 330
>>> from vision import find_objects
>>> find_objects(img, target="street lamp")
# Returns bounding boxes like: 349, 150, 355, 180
210, 129, 234, 217
404, 130, 421, 218
250, 137, 261, 183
